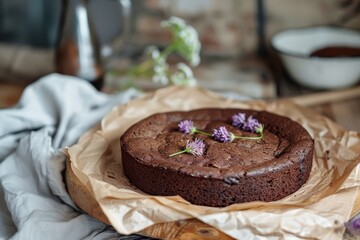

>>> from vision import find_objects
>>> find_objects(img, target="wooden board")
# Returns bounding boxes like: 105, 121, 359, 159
65, 158, 234, 240
64, 86, 360, 239
65, 158, 360, 239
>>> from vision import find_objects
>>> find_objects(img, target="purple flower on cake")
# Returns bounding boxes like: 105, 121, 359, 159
212, 125, 264, 143
212, 126, 235, 143
178, 120, 211, 136
232, 113, 246, 129
169, 138, 205, 157
178, 120, 196, 134
231, 113, 264, 140
232, 113, 262, 133
185, 138, 205, 156
244, 116, 262, 133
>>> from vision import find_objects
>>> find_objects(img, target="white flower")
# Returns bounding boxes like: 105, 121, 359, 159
161, 17, 201, 67
153, 63, 169, 85
161, 16, 186, 28
170, 63, 197, 86
140, 18, 201, 86
146, 46, 169, 85
146, 45, 160, 59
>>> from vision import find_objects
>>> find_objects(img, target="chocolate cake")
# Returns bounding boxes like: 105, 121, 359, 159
120, 108, 314, 207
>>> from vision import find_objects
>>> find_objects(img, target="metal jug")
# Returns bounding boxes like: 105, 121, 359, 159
55, 0, 131, 90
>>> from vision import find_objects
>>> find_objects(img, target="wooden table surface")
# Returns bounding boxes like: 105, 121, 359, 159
1, 78, 359, 132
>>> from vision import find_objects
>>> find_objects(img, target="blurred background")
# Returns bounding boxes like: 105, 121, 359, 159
0, 0, 360, 104
1, 0, 359, 53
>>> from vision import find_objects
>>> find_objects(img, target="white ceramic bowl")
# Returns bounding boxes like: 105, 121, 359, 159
271, 26, 360, 89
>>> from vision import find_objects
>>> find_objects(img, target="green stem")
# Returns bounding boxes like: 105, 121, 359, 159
195, 130, 211, 136
169, 149, 187, 157
234, 131, 263, 140
129, 59, 155, 77
160, 44, 176, 59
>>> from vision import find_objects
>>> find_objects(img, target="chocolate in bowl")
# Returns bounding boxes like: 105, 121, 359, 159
310, 46, 360, 58
271, 26, 360, 89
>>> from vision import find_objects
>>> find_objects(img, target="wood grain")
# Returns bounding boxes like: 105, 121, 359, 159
0, 83, 24, 108
65, 159, 233, 240
289, 86, 360, 107
65, 159, 111, 225
139, 219, 233, 240
66, 157, 359, 239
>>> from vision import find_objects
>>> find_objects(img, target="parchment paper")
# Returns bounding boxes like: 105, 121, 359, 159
68, 86, 360, 239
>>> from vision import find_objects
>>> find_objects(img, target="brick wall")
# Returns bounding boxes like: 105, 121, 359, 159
129, 0, 360, 57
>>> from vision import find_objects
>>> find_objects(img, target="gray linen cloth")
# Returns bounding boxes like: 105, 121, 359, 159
0, 74, 142, 240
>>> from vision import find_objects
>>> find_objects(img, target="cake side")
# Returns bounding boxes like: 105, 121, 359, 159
120, 108, 314, 207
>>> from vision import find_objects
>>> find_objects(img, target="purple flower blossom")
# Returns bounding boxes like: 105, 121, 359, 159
186, 138, 205, 156
232, 113, 246, 128
232, 113, 262, 133
178, 120, 195, 134
178, 120, 211, 136
169, 138, 205, 157
345, 214, 360, 236
353, 218, 360, 229
212, 126, 235, 142
243, 116, 262, 133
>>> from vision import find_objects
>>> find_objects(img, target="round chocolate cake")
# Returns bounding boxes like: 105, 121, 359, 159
120, 108, 314, 207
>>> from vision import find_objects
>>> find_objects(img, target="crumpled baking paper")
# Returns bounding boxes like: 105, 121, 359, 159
68, 86, 360, 239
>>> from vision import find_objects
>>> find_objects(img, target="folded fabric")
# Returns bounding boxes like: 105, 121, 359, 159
0, 74, 143, 240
